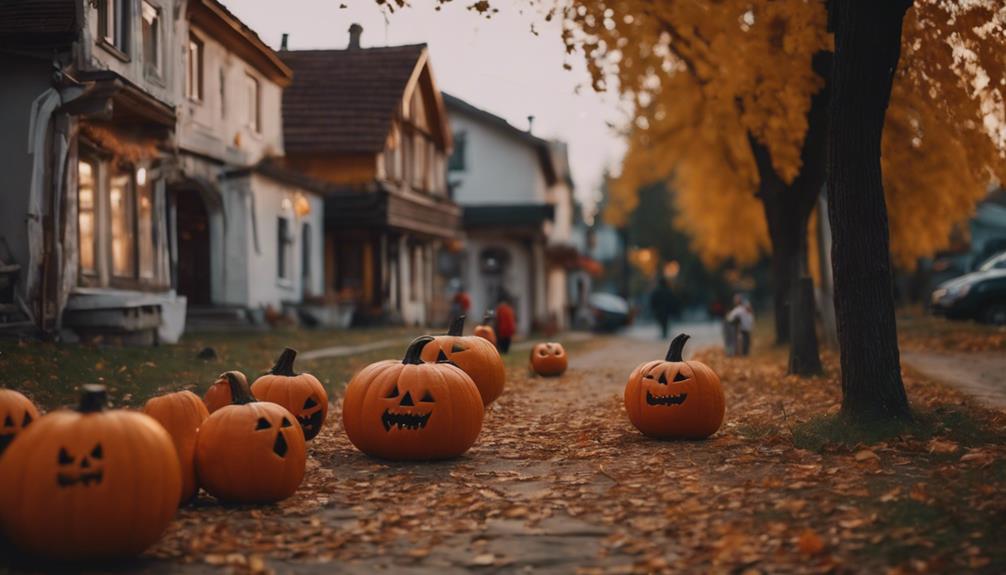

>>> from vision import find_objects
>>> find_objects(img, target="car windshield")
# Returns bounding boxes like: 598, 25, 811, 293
978, 252, 1006, 272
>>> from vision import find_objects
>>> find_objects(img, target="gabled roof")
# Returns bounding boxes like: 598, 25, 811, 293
188, 0, 292, 86
281, 44, 431, 155
443, 92, 557, 186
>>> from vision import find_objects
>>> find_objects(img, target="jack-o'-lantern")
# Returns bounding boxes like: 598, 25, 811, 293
144, 390, 209, 502
420, 315, 505, 406
624, 333, 725, 439
203, 370, 247, 413
343, 336, 484, 460
0, 389, 40, 457
251, 348, 328, 440
530, 342, 568, 377
0, 385, 181, 560
473, 312, 497, 346
195, 372, 306, 503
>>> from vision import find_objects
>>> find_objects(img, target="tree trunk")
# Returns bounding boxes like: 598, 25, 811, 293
826, 0, 912, 422
750, 134, 793, 347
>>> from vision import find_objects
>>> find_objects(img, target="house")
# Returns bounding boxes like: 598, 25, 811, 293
444, 94, 578, 334
280, 25, 460, 326
174, 0, 323, 323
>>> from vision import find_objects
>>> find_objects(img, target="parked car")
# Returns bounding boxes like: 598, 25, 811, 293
931, 251, 1006, 325
589, 292, 632, 332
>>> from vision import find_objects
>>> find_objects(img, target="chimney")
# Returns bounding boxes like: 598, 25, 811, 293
280, 33, 289, 51
348, 23, 363, 49
527, 115, 535, 133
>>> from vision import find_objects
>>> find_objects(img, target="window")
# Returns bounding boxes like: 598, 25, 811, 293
219, 68, 227, 118
141, 2, 161, 76
78, 160, 97, 275
137, 177, 155, 278
245, 74, 260, 133
97, 0, 129, 54
301, 223, 312, 283
186, 35, 203, 101
109, 170, 135, 278
448, 131, 466, 171
277, 217, 291, 280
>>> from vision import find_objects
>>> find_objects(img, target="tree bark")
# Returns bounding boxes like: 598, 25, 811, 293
750, 134, 793, 347
826, 0, 912, 422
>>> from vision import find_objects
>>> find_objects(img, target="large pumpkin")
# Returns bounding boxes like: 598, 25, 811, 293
195, 372, 306, 503
0, 385, 181, 560
473, 312, 497, 346
530, 342, 568, 377
420, 315, 505, 406
251, 348, 328, 440
0, 389, 40, 457
203, 370, 247, 413
344, 336, 484, 460
624, 334, 725, 439
143, 390, 209, 503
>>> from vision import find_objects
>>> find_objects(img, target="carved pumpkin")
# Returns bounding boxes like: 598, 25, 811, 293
343, 336, 484, 460
420, 315, 505, 406
0, 385, 181, 560
624, 334, 725, 439
0, 389, 40, 457
530, 342, 568, 377
143, 390, 209, 503
195, 372, 306, 503
251, 348, 328, 440
473, 311, 497, 346
203, 370, 247, 413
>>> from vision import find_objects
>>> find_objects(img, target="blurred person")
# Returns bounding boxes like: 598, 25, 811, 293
450, 284, 471, 320
726, 294, 754, 356
649, 277, 678, 339
495, 294, 516, 354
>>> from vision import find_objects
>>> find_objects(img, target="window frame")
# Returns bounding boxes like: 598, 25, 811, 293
186, 34, 204, 102
277, 216, 293, 282
245, 73, 261, 134
141, 1, 162, 79
77, 157, 99, 279
96, 0, 130, 59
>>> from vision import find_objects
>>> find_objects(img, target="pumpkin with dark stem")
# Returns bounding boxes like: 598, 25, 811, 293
0, 389, 40, 457
251, 348, 328, 440
203, 370, 247, 413
344, 336, 484, 460
530, 342, 568, 377
419, 315, 505, 406
473, 312, 497, 346
0, 385, 181, 560
196, 372, 306, 503
143, 390, 209, 502
624, 334, 725, 439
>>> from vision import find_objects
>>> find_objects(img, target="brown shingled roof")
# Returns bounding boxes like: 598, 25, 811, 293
280, 44, 426, 155
0, 0, 77, 46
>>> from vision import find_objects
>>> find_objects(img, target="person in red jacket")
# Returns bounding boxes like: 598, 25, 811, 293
494, 295, 516, 354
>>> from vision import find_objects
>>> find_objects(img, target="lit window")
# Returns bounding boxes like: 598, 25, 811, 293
137, 177, 155, 279
186, 35, 203, 101
245, 74, 260, 133
78, 160, 97, 275
141, 2, 160, 76
110, 171, 134, 278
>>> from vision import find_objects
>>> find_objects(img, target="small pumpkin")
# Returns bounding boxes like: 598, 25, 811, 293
530, 342, 568, 377
420, 315, 505, 406
195, 372, 306, 503
203, 370, 247, 413
251, 348, 328, 440
143, 390, 209, 503
0, 389, 40, 457
0, 385, 181, 560
343, 336, 484, 461
473, 311, 497, 346
624, 334, 725, 439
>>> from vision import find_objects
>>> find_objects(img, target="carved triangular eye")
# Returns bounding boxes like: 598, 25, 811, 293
58, 448, 74, 465
643, 374, 655, 380
303, 396, 319, 409
91, 444, 103, 459
436, 350, 449, 362
421, 390, 435, 403
451, 344, 465, 353
673, 372, 689, 382
386, 384, 399, 399
21, 412, 32, 426
281, 417, 293, 428
256, 417, 272, 430
2, 415, 12, 427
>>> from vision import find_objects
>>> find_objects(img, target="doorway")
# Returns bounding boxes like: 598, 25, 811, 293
174, 189, 211, 306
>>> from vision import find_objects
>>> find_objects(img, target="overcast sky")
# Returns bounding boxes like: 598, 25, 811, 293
224, 0, 628, 208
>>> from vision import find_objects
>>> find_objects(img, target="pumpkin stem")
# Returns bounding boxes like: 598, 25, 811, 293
222, 371, 256, 405
447, 315, 466, 336
78, 384, 107, 413
665, 333, 691, 362
270, 347, 299, 376
403, 336, 435, 365
481, 311, 494, 325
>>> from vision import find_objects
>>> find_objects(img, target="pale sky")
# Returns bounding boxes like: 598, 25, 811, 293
223, 0, 628, 209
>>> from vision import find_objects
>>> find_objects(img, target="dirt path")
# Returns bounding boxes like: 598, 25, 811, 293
902, 350, 1006, 410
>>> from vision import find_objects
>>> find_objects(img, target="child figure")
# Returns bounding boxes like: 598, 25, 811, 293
726, 294, 754, 356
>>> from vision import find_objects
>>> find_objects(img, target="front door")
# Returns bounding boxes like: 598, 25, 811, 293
174, 189, 211, 306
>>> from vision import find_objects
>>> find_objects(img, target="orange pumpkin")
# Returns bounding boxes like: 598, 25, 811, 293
143, 390, 209, 502
473, 312, 497, 346
203, 370, 247, 413
624, 334, 725, 439
0, 389, 40, 457
343, 336, 484, 460
195, 372, 306, 503
251, 348, 328, 440
420, 315, 505, 406
0, 385, 180, 560
530, 342, 568, 377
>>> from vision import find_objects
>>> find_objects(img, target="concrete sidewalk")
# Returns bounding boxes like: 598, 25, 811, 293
902, 350, 1006, 410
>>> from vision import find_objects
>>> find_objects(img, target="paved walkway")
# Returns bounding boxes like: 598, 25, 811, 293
902, 350, 1006, 410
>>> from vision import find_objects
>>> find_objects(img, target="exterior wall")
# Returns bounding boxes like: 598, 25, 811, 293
447, 112, 548, 205
463, 234, 534, 335
547, 267, 568, 329
547, 181, 574, 245
286, 153, 378, 185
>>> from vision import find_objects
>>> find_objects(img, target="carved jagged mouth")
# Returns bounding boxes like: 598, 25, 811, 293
297, 411, 324, 439
57, 470, 104, 487
646, 391, 688, 406
381, 409, 431, 431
